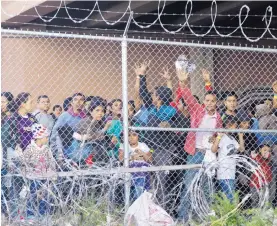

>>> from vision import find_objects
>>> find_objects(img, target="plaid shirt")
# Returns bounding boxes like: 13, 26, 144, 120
21, 140, 56, 179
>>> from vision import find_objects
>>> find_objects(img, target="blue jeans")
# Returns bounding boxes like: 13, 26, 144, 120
27, 180, 53, 218
131, 177, 147, 201
65, 139, 94, 162
178, 151, 205, 221
218, 179, 235, 202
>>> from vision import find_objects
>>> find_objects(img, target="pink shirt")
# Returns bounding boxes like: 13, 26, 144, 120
177, 85, 222, 155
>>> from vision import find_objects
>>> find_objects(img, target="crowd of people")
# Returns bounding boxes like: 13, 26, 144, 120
1, 61, 277, 223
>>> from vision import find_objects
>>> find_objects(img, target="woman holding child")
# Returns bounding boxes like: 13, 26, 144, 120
64, 97, 113, 164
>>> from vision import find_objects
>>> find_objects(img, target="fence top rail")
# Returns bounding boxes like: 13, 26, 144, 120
2, 29, 277, 53
129, 127, 277, 134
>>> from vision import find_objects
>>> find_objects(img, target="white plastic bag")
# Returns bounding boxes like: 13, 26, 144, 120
124, 191, 174, 226
202, 135, 217, 177
175, 55, 196, 74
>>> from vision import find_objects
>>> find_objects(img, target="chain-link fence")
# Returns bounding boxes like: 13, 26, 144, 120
1, 29, 277, 226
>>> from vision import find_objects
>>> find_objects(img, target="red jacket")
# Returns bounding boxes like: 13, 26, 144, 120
177, 84, 222, 155
250, 154, 272, 189
170, 84, 213, 110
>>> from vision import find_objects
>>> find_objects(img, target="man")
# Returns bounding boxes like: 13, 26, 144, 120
221, 91, 238, 119
176, 68, 222, 222
33, 95, 54, 131
50, 93, 86, 159
134, 61, 189, 210
202, 70, 238, 120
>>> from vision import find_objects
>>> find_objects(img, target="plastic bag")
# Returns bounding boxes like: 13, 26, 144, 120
175, 55, 196, 74
202, 135, 217, 177
124, 191, 174, 226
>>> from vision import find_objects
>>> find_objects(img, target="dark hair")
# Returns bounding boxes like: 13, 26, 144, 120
1, 92, 14, 102
258, 143, 272, 150
37, 95, 49, 103
109, 99, 122, 108
128, 129, 139, 136
94, 96, 106, 106
53, 105, 62, 112
85, 96, 95, 103
246, 103, 257, 117
155, 86, 173, 105
128, 100, 136, 109
63, 97, 72, 111
88, 97, 106, 112
237, 110, 250, 123
205, 90, 217, 98
223, 91, 238, 100
193, 95, 200, 104
11, 92, 31, 112
72, 93, 85, 99
223, 115, 238, 128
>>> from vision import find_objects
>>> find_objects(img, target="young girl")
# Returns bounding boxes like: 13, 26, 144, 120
105, 99, 123, 158
50, 105, 62, 121
21, 123, 56, 222
119, 130, 152, 201
250, 143, 272, 207
212, 115, 245, 201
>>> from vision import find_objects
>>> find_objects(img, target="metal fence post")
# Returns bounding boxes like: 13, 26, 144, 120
122, 11, 133, 213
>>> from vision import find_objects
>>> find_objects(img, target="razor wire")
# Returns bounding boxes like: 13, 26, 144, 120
1, 29, 277, 226
1, 0, 277, 42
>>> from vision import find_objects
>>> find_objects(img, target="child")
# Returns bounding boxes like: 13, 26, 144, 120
119, 131, 152, 200
105, 99, 123, 158
250, 143, 272, 208
50, 105, 62, 121
211, 115, 245, 201
21, 123, 56, 221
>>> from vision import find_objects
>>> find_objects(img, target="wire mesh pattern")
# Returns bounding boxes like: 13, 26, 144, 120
1, 30, 277, 226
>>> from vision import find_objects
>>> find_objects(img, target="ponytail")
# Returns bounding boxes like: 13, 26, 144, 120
11, 92, 31, 112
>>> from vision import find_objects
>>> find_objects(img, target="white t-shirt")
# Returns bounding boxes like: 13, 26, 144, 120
119, 142, 150, 156
195, 112, 217, 149
217, 134, 239, 180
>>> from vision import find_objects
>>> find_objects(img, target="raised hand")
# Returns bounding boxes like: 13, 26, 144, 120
176, 68, 189, 82
111, 136, 118, 145
160, 67, 171, 80
134, 60, 151, 76
251, 151, 258, 159
104, 120, 112, 131
202, 68, 211, 83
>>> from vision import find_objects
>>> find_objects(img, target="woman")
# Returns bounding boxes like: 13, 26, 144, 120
1, 92, 14, 120
3, 92, 36, 152
2, 92, 36, 219
65, 97, 111, 163
1, 92, 14, 166
50, 93, 86, 158
1, 92, 14, 217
